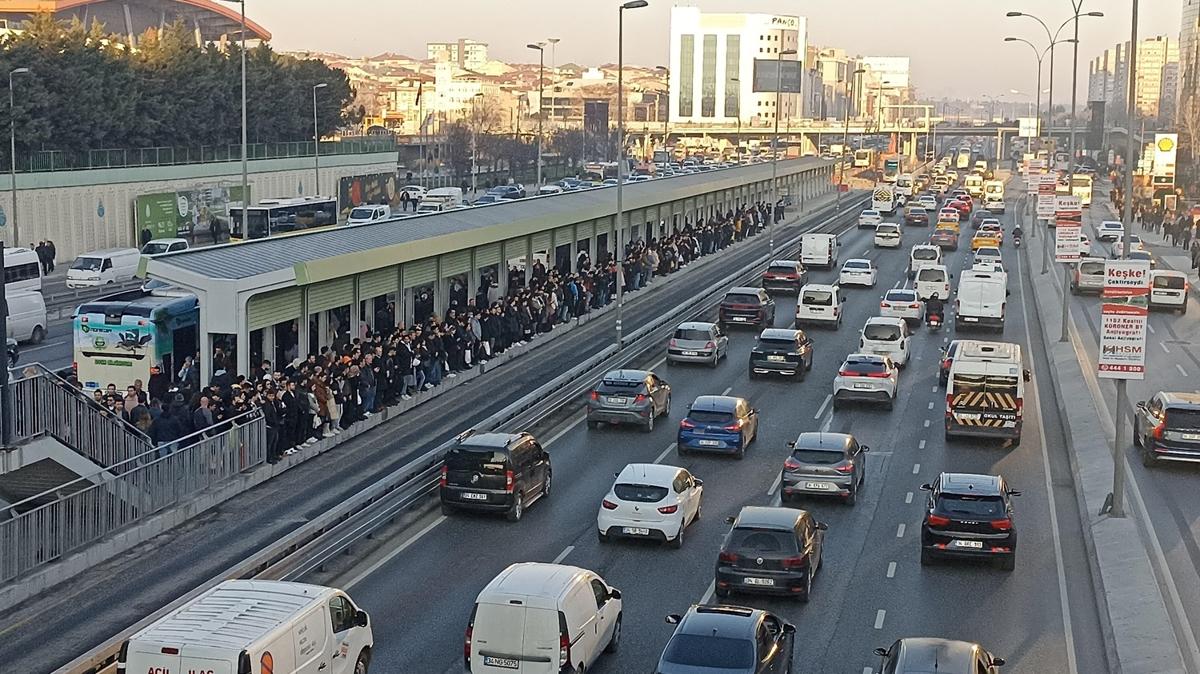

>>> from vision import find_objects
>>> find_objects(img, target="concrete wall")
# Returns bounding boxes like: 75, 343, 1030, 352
3, 152, 398, 262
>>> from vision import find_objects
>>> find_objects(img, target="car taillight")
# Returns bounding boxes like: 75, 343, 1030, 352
880, 301, 888, 309
866, 371, 891, 378
782, 554, 809, 569
927, 514, 951, 527
724, 420, 744, 431
705, 341, 716, 350
838, 369, 855, 377
1153, 421, 1165, 440
680, 418, 696, 429
505, 470, 514, 493
634, 394, 647, 404
669, 338, 678, 348
991, 518, 1013, 531
718, 551, 738, 563
464, 624, 473, 664
658, 504, 679, 514
909, 303, 920, 309
601, 499, 618, 510
559, 615, 571, 668
439, 465, 448, 488
834, 464, 854, 474
784, 457, 802, 471
589, 390, 599, 401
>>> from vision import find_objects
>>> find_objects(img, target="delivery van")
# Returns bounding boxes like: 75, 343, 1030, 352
915, 264, 951, 301
118, 579, 373, 674
417, 187, 465, 213
347, 204, 393, 225
5, 289, 47, 343
909, 244, 942, 278
66, 248, 141, 288
955, 269, 1008, 332
800, 233, 839, 270
466, 562, 622, 674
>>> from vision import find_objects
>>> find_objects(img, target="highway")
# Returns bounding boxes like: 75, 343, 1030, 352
299, 203, 1107, 673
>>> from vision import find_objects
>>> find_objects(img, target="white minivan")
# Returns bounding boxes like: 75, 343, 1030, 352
1149, 270, 1189, 314
909, 244, 942, 278
346, 204, 393, 225
66, 248, 141, 288
801, 233, 839, 270
795, 283, 843, 329
467, 562, 622, 674
119, 579, 373, 674
5, 289, 47, 343
914, 264, 951, 301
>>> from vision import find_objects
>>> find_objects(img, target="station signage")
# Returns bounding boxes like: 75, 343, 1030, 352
1098, 259, 1151, 379
1054, 196, 1082, 261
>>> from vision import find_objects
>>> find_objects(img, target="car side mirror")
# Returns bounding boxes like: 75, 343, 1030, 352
992, 657, 1006, 667
873, 647, 889, 657
861, 446, 870, 452
1006, 289, 1012, 297
1008, 489, 1023, 497
815, 521, 829, 531
355, 610, 369, 627
1136, 400, 1147, 410
666, 614, 682, 625
609, 589, 621, 601
725, 515, 737, 524
693, 478, 703, 487
919, 483, 932, 491
786, 441, 796, 448
782, 623, 797, 634
1023, 369, 1032, 382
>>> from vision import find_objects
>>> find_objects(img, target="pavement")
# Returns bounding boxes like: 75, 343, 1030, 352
296, 200, 1107, 673
1020, 177, 1195, 674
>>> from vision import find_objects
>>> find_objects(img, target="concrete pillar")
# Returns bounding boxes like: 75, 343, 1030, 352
200, 330, 213, 387
435, 257, 448, 318
235, 294, 250, 381
349, 276, 362, 339
498, 242, 511, 298
297, 292, 310, 360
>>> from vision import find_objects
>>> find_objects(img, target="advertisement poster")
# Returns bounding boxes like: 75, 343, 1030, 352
135, 185, 248, 242
338, 172, 399, 221
1035, 174, 1057, 218
1054, 196, 1082, 261
1098, 260, 1151, 379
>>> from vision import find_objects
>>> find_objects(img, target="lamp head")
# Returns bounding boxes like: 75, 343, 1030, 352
314, 82, 328, 89
621, 0, 648, 9
1003, 37, 1018, 42
1005, 11, 1023, 17
527, 43, 543, 51
10, 67, 29, 75
1086, 11, 1104, 17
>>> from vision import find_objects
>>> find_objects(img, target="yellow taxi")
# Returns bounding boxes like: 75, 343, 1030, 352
935, 219, 960, 235
971, 227, 1003, 251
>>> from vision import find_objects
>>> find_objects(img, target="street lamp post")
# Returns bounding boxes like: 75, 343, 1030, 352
614, 0, 648, 351
837, 68, 865, 214
527, 43, 545, 189
1004, 37, 1049, 139
239, 0, 248, 240
311, 83, 327, 197
771, 48, 798, 258
7, 67, 29, 245
2, 65, 29, 448
655, 66, 669, 152
1007, 10, 1103, 141
730, 77, 741, 161
470, 93, 483, 194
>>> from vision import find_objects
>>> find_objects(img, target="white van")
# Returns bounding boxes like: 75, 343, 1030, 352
140, 238, 189, 256
5, 289, 46, 344
347, 204, 392, 225
909, 244, 942, 278
1149, 270, 1189, 314
417, 186, 465, 214
3, 246, 43, 293
915, 264, 951, 301
467, 562, 622, 674
945, 340, 1029, 444
956, 269, 1008, 332
860, 316, 911, 366
66, 248, 141, 288
795, 283, 842, 329
118, 579, 373, 674
801, 233, 839, 270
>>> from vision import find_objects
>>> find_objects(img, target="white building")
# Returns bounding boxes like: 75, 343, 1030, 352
668, 7, 808, 129
427, 38, 489, 71
859, 56, 911, 125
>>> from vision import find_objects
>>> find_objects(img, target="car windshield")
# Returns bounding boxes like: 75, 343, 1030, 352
663, 634, 755, 669
758, 337, 797, 349
912, 248, 938, 260
727, 527, 798, 554
349, 208, 376, 220
802, 290, 833, 306
688, 410, 734, 424
862, 211, 879, 217
767, 264, 798, 274
843, 359, 888, 374
885, 291, 916, 302
597, 380, 647, 395
724, 293, 760, 305
864, 324, 901, 341
878, 225, 899, 233
613, 483, 669, 503
935, 494, 1005, 518
142, 243, 170, 255
907, 208, 926, 215
1166, 409, 1200, 430
72, 257, 102, 271
917, 269, 945, 282
791, 448, 844, 464
674, 328, 711, 341
844, 261, 870, 270
1153, 275, 1186, 290
444, 447, 507, 474
1079, 261, 1104, 275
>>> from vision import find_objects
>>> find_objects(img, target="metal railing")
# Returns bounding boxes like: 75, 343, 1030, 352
16, 137, 397, 174
9, 365, 153, 471
0, 406, 265, 585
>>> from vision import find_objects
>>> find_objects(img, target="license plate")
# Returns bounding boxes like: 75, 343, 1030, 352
682, 350, 699, 356
461, 492, 488, 501
743, 577, 775, 586
953, 540, 984, 549
767, 355, 786, 362
622, 527, 650, 536
962, 316, 978, 322
699, 439, 720, 447
732, 317, 748, 322
608, 397, 628, 404
955, 413, 981, 420
805, 482, 834, 490
483, 656, 520, 669
1181, 433, 1200, 441
853, 383, 873, 389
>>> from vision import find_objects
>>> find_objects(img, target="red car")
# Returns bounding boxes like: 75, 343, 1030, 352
948, 199, 971, 217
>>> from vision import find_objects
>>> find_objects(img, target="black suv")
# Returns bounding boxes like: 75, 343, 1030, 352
1134, 392, 1200, 466
748, 328, 813, 380
656, 605, 795, 674
719, 287, 776, 328
920, 472, 1020, 571
439, 432, 551, 522
715, 506, 827, 602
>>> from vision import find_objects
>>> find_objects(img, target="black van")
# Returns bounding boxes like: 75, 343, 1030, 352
439, 432, 551, 522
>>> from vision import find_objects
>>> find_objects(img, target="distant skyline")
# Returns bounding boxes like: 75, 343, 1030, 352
238, 0, 1180, 102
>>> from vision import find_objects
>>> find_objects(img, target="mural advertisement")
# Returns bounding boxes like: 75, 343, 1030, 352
134, 184, 249, 243
338, 172, 399, 221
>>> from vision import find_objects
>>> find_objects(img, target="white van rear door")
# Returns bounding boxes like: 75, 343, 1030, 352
124, 646, 234, 674
473, 602, 558, 673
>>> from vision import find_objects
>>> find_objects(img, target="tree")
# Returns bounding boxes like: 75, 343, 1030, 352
550, 128, 586, 168
444, 122, 472, 183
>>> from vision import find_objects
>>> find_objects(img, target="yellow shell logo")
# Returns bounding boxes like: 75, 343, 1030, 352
1158, 136, 1175, 152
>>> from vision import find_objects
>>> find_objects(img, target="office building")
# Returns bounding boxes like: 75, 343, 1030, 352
1179, 0, 1200, 122
1089, 36, 1178, 127
427, 38, 489, 71
858, 57, 911, 125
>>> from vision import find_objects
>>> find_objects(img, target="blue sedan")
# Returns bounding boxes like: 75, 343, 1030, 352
677, 395, 759, 459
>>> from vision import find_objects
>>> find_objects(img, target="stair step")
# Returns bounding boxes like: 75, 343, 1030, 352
0, 459, 86, 512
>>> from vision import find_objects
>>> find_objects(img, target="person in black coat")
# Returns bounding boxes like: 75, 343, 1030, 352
261, 390, 283, 462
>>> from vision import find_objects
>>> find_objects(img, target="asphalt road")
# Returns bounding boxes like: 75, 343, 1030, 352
307, 207, 1107, 673
0, 195, 856, 673
1046, 183, 1200, 663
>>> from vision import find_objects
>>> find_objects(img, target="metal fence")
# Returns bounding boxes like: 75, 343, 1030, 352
9, 367, 153, 472
0, 406, 266, 584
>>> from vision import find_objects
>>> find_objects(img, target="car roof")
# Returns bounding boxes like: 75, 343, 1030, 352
890, 637, 985, 670
601, 369, 649, 383
1100, 221, 1123, 227
844, 257, 872, 264
865, 316, 905, 326
1151, 269, 1186, 277
844, 352, 887, 364
792, 432, 853, 451
480, 562, 591, 606
1158, 391, 1200, 407
727, 286, 763, 295
938, 472, 1004, 496
457, 432, 527, 450
615, 463, 682, 485
677, 605, 761, 639
690, 395, 742, 412
802, 283, 838, 291
732, 505, 803, 530
676, 321, 716, 331
759, 328, 801, 340
768, 259, 802, 267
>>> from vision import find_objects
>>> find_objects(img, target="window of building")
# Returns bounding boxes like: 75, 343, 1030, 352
679, 34, 695, 116
724, 35, 741, 118
701, 34, 718, 117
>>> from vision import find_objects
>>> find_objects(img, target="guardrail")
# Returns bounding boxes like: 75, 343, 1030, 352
56, 192, 869, 674
42, 280, 144, 314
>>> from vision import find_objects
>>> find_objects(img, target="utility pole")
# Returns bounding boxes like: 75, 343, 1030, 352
527, 43, 545, 189
614, 0, 648, 350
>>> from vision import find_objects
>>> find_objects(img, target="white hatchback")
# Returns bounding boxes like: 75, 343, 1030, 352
880, 288, 925, 324
796, 284, 843, 329
598, 463, 703, 548
834, 353, 899, 410
874, 223, 903, 248
859, 316, 912, 367
859, 210, 884, 229
1096, 220, 1124, 242
839, 258, 878, 287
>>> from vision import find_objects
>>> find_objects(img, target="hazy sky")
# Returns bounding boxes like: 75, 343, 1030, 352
242, 0, 1181, 101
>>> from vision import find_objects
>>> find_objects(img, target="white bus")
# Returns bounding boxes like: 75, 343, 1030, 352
229, 196, 339, 240
4, 247, 42, 293
854, 148, 877, 168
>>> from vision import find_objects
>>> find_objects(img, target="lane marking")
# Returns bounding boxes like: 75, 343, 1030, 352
874, 609, 886, 629
905, 491, 913, 504
767, 472, 782, 496
896, 523, 906, 538
931, 385, 939, 393
918, 439, 926, 450
1177, 364, 1189, 378
886, 561, 897, 578
543, 414, 585, 448
721, 385, 733, 395
912, 463, 920, 474
344, 515, 447, 589
699, 580, 716, 605
654, 443, 677, 464
863, 668, 874, 674
814, 393, 833, 419
1161, 342, 1171, 354
927, 401, 935, 410
923, 419, 931, 428
1147, 321, 1156, 334
552, 545, 575, 564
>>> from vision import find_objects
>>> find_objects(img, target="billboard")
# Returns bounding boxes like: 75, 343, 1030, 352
1098, 260, 1151, 380
1153, 133, 1178, 178
1054, 196, 1082, 262
752, 59, 803, 94
134, 184, 248, 243
338, 172, 399, 221
1018, 117, 1040, 138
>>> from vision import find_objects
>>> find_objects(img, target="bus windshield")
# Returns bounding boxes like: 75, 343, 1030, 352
74, 290, 199, 391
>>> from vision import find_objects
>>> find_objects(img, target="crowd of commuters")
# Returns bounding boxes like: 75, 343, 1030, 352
76, 200, 784, 463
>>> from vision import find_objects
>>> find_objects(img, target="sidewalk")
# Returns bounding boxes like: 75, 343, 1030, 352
1020, 179, 1190, 674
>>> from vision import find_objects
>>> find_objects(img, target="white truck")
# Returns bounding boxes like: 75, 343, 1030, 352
416, 187, 465, 214
800, 232, 839, 270
346, 203, 393, 225
871, 186, 898, 215
955, 269, 1008, 332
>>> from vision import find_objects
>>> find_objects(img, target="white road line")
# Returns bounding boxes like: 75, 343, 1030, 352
931, 385, 939, 393
543, 415, 585, 448
814, 393, 833, 419
918, 439, 926, 450
1177, 363, 1189, 378
1160, 342, 1171, 354
863, 668, 874, 674
699, 580, 716, 605
721, 385, 733, 395
654, 443, 677, 464
912, 463, 920, 474
923, 419, 931, 428
344, 515, 447, 589
1017, 247, 1079, 674
943, 337, 949, 344
905, 491, 913, 504
767, 472, 783, 496
927, 401, 935, 410
552, 545, 575, 564
1147, 321, 1157, 334
896, 523, 906, 538
820, 412, 833, 432
874, 609, 887, 629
